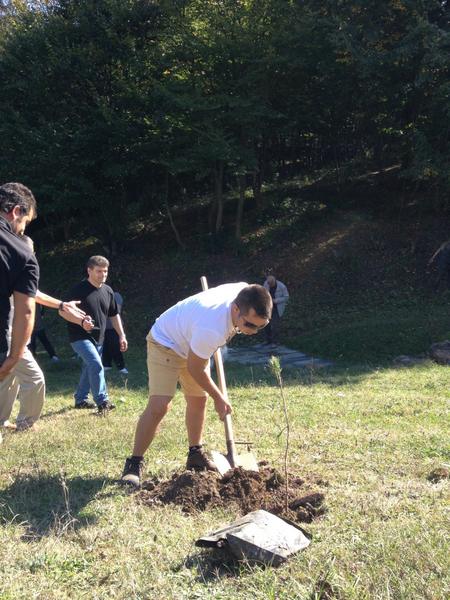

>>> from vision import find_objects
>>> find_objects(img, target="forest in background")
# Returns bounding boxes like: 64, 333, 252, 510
0, 0, 449, 254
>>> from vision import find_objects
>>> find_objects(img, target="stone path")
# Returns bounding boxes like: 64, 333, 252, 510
223, 343, 333, 370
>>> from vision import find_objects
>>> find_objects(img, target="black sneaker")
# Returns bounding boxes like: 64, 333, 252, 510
186, 447, 218, 471
97, 401, 116, 415
121, 457, 143, 488
74, 400, 96, 409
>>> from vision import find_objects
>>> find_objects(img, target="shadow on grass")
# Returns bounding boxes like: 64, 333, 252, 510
175, 549, 257, 582
39, 406, 72, 419
0, 473, 115, 540
224, 361, 388, 390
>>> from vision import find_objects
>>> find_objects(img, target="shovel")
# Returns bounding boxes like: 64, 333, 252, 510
200, 276, 259, 475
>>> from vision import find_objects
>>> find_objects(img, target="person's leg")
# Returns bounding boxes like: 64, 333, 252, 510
132, 395, 173, 456
71, 340, 108, 407
180, 366, 216, 471
121, 394, 173, 487
185, 396, 208, 445
101, 329, 113, 369
71, 341, 91, 406
121, 336, 180, 486
15, 349, 45, 430
0, 370, 19, 427
270, 308, 281, 344
37, 329, 57, 359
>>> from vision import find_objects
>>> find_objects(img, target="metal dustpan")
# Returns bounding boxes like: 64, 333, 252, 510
201, 276, 259, 475
196, 509, 311, 566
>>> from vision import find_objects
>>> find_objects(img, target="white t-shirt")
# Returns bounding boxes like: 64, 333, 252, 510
149, 282, 247, 359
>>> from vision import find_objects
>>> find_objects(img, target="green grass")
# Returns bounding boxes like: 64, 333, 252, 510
0, 350, 449, 599
284, 296, 450, 364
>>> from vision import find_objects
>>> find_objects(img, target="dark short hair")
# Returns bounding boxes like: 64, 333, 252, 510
87, 255, 110, 269
234, 285, 272, 319
0, 182, 37, 218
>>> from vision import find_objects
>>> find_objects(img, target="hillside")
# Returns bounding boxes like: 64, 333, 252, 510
34, 173, 450, 364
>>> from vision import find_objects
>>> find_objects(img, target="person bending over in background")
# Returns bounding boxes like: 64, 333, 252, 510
263, 274, 289, 346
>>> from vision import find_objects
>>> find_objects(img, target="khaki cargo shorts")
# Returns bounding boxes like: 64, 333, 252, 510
146, 332, 209, 398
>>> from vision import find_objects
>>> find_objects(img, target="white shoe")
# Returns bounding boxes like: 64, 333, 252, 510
119, 368, 129, 375
103, 366, 112, 371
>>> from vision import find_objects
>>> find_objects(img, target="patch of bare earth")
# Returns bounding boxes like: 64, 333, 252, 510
138, 463, 326, 523
427, 467, 449, 483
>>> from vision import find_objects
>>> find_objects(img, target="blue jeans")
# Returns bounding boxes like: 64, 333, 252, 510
71, 340, 108, 406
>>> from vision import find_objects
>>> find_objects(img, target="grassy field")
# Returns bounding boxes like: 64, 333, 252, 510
0, 348, 448, 600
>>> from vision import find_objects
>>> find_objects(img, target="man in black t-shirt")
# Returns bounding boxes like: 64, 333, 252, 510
0, 183, 39, 387
1, 233, 93, 432
67, 255, 128, 413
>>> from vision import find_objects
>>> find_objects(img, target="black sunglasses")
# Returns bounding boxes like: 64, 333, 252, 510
242, 318, 269, 331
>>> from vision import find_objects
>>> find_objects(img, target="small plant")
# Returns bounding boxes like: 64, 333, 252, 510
53, 469, 78, 535
268, 356, 290, 512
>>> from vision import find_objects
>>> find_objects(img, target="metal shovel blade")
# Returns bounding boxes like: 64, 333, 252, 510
210, 450, 232, 476
196, 509, 311, 566
210, 450, 259, 476
235, 450, 259, 472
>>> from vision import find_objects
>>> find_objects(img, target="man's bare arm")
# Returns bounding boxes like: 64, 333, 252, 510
187, 350, 232, 420
110, 314, 128, 352
0, 292, 35, 380
35, 290, 87, 325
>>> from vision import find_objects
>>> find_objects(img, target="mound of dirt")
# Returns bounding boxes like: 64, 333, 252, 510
139, 464, 326, 523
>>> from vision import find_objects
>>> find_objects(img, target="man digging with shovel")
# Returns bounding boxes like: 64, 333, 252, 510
121, 282, 272, 488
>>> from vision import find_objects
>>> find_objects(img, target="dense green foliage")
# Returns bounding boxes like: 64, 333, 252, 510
0, 0, 449, 249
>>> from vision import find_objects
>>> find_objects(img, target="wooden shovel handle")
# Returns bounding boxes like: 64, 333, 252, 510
200, 276, 238, 467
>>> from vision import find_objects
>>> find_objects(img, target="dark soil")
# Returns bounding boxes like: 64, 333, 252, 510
427, 467, 449, 483
138, 463, 326, 523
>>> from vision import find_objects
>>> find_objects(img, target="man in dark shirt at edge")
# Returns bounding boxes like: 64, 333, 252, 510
67, 255, 128, 413
1, 184, 96, 435
0, 183, 39, 383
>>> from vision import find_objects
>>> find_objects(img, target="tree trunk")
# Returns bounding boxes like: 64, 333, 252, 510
214, 160, 224, 233
63, 219, 71, 241
235, 174, 246, 241
252, 137, 265, 208
164, 172, 185, 249
252, 168, 263, 208
333, 145, 341, 193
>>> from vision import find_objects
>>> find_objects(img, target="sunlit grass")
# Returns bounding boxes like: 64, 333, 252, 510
0, 353, 448, 599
